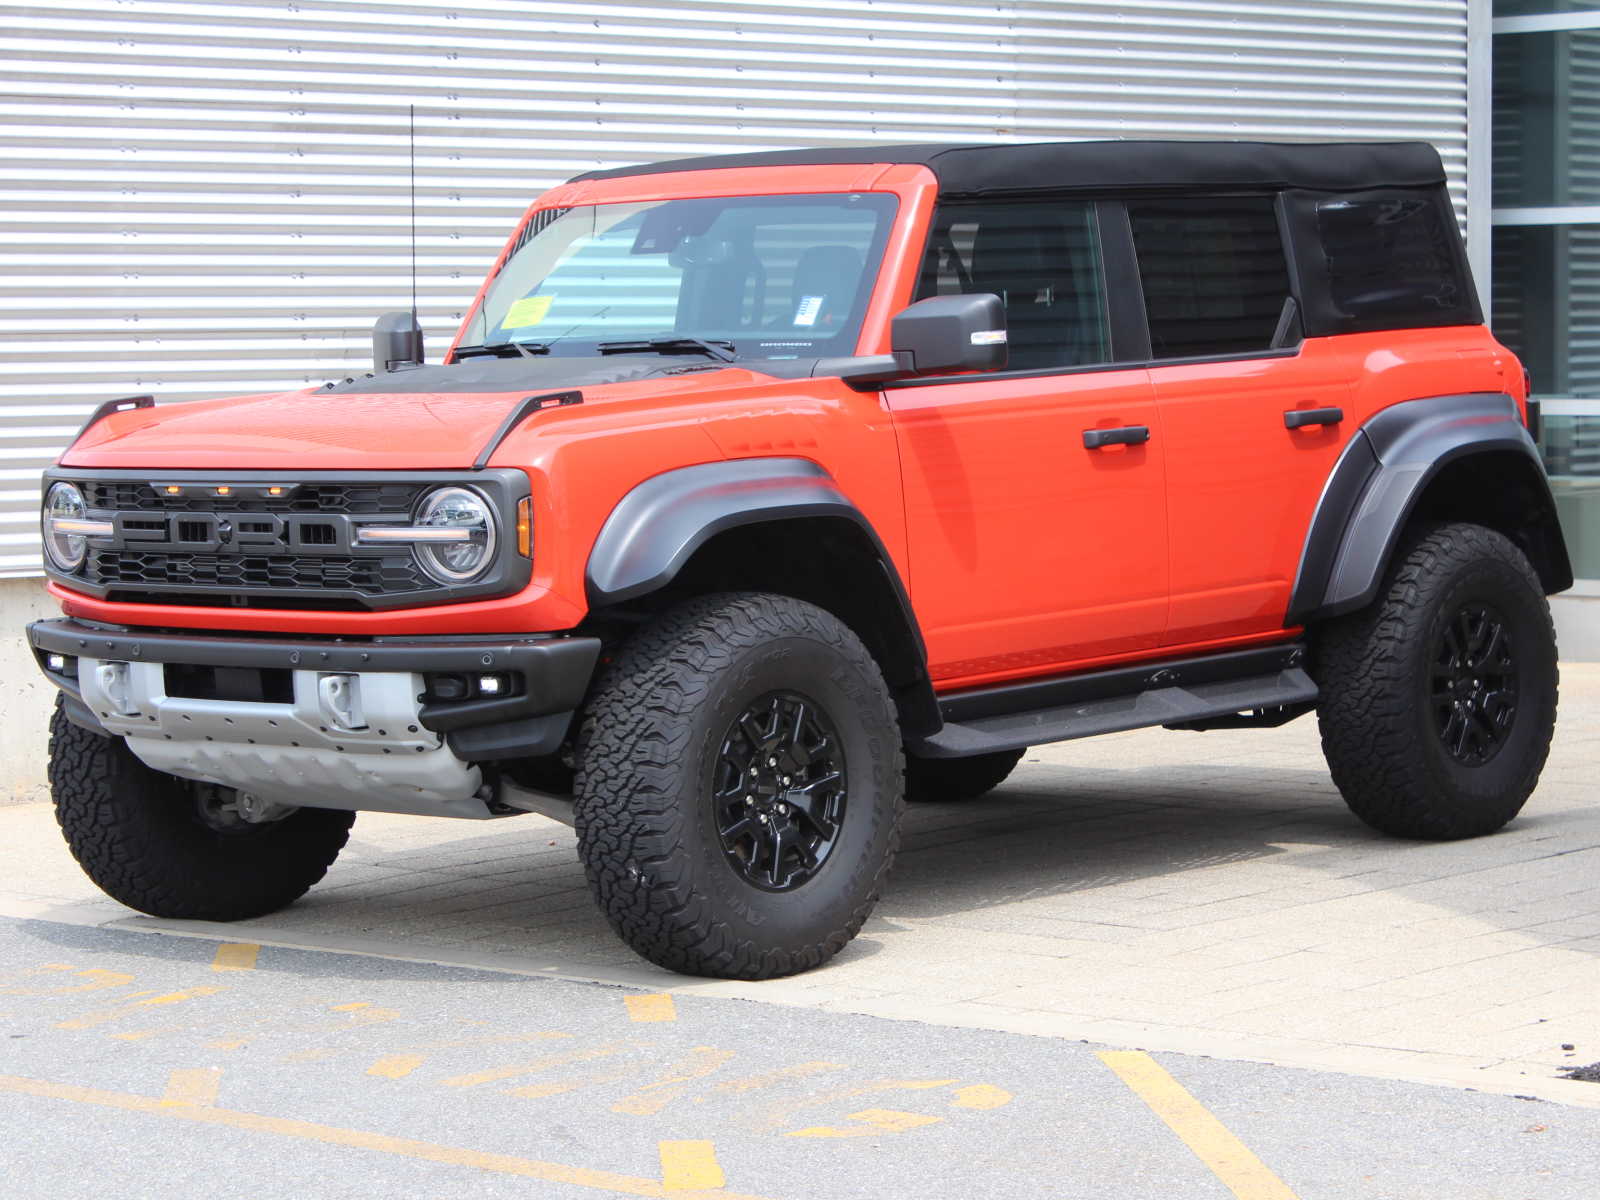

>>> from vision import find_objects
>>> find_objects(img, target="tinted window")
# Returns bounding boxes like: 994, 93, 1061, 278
916, 201, 1109, 370
1317, 192, 1469, 320
1129, 198, 1291, 359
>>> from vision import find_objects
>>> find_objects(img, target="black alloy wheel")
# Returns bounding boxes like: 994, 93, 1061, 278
573, 592, 905, 979
713, 690, 847, 891
1315, 521, 1558, 841
1431, 602, 1518, 766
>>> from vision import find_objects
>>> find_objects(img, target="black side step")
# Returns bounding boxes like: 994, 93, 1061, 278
912, 644, 1317, 759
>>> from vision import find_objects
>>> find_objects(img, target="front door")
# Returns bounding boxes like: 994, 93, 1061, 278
886, 199, 1170, 687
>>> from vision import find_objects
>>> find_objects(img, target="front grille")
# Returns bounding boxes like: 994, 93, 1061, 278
55, 469, 526, 612
87, 550, 430, 596
83, 481, 426, 515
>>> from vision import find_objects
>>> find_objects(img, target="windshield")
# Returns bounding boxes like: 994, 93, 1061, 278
462, 192, 899, 360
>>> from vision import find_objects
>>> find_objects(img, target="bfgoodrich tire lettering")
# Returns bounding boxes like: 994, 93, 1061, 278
48, 697, 354, 919
573, 592, 904, 979
1315, 522, 1558, 840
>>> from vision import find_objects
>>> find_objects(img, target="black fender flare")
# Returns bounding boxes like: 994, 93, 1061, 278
586, 458, 893, 606
585, 458, 937, 732
1286, 391, 1571, 626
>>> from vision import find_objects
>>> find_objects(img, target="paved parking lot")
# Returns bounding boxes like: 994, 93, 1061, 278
4, 664, 1598, 1115
5, 919, 1600, 1200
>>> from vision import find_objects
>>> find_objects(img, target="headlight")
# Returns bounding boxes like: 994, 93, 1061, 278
42, 481, 91, 573
410, 486, 497, 583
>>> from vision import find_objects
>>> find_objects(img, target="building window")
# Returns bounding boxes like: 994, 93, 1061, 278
1492, 3, 1600, 581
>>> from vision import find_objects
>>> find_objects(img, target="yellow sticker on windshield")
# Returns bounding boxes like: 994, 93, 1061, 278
503, 295, 553, 328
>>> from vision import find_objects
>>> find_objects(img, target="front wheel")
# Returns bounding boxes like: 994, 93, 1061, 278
573, 593, 904, 979
1315, 522, 1558, 840
48, 698, 354, 919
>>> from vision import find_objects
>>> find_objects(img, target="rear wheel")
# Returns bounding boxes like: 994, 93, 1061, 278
904, 748, 1026, 803
1315, 522, 1558, 840
573, 592, 904, 979
48, 697, 354, 919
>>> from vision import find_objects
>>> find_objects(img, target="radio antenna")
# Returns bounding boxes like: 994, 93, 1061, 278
408, 102, 418, 318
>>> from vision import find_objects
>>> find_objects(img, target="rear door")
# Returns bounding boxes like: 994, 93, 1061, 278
1125, 196, 1357, 647
886, 200, 1168, 687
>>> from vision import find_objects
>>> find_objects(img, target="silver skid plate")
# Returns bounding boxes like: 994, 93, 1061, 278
78, 657, 489, 818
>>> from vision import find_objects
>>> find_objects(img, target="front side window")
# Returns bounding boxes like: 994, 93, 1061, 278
463, 193, 898, 360
1129, 198, 1291, 359
916, 200, 1109, 370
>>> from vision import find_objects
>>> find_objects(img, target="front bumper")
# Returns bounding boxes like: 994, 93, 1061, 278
28, 618, 601, 818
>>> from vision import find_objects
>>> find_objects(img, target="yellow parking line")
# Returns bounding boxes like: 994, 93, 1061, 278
211, 943, 259, 973
161, 1068, 221, 1108
56, 986, 223, 1031
368, 1054, 427, 1080
625, 993, 677, 1023
442, 1041, 622, 1090
658, 1140, 725, 1192
3, 966, 135, 997
1098, 1051, 1300, 1200
786, 1108, 943, 1138
0, 1073, 770, 1200
951, 1083, 1012, 1110
613, 1047, 735, 1116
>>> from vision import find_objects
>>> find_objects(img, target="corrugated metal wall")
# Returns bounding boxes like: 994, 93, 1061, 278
0, 0, 1472, 575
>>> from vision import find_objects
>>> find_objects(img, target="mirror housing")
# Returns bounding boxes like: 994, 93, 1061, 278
820, 293, 1009, 387
373, 311, 424, 373
891, 293, 1008, 375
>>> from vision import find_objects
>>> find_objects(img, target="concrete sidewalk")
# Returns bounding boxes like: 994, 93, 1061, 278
3, 665, 1598, 1107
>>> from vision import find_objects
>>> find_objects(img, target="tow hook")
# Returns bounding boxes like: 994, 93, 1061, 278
95, 661, 138, 716
317, 672, 366, 732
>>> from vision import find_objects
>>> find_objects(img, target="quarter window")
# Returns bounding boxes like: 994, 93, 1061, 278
1317, 192, 1469, 321
1128, 198, 1291, 359
916, 201, 1110, 370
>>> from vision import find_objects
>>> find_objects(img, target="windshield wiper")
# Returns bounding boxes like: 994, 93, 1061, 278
596, 336, 737, 363
453, 342, 551, 360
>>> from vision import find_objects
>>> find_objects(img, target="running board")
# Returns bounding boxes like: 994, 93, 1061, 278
912, 644, 1318, 759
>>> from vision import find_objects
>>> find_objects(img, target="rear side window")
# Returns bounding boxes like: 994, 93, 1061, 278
1316, 192, 1470, 321
1128, 198, 1291, 359
915, 200, 1110, 370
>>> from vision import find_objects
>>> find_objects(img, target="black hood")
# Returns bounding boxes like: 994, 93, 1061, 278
320, 354, 729, 395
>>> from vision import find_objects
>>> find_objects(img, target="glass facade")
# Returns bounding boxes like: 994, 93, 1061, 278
1493, 3, 1600, 581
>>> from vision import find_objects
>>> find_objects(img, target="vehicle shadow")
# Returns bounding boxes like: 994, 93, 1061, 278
886, 761, 1365, 919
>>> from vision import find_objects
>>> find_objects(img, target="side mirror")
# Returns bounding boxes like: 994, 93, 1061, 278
373, 311, 424, 373
891, 293, 1008, 375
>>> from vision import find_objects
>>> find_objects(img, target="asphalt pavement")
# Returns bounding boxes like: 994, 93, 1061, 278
3, 918, 1599, 1200
2, 667, 1599, 1196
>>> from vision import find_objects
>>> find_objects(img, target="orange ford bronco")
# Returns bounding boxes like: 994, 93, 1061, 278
30, 141, 1573, 978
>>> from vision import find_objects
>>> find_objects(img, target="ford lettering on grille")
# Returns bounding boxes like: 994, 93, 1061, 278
109, 512, 357, 555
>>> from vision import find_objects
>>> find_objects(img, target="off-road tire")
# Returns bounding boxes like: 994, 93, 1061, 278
48, 697, 355, 919
905, 749, 1026, 803
573, 592, 904, 979
1315, 522, 1557, 840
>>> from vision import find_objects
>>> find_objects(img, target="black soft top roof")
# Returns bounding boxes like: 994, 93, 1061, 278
570, 140, 1446, 198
